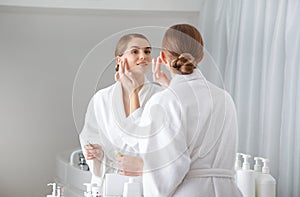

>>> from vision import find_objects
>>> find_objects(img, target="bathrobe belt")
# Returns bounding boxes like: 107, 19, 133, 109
186, 168, 234, 179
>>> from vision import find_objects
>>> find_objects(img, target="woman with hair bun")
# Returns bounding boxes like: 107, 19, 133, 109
119, 24, 242, 197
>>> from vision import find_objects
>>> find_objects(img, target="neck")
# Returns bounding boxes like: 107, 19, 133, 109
122, 85, 143, 117
122, 85, 143, 98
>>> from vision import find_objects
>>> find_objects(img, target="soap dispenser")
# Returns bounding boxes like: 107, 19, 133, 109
46, 183, 56, 197
253, 156, 263, 196
256, 158, 276, 197
83, 183, 94, 197
254, 157, 262, 173
92, 185, 102, 197
234, 153, 242, 183
235, 153, 243, 171
56, 185, 64, 197
236, 153, 255, 197
123, 177, 142, 197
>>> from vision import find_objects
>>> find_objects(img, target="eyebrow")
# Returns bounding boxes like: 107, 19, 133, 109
128, 46, 152, 50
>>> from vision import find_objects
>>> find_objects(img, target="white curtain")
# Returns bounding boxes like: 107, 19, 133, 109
197, 0, 300, 196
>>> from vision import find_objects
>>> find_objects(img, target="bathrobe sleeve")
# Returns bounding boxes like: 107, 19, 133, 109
136, 92, 191, 197
79, 96, 105, 183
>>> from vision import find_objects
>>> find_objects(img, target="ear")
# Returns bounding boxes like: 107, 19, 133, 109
160, 51, 168, 65
116, 56, 121, 64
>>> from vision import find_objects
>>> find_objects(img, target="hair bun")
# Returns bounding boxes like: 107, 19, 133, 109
179, 53, 195, 63
171, 53, 196, 74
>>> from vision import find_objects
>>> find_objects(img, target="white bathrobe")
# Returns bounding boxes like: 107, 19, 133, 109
79, 78, 161, 184
130, 69, 242, 197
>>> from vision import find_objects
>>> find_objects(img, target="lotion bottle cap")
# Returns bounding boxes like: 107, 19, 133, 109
261, 158, 270, 174
241, 153, 251, 170
83, 183, 94, 193
254, 157, 263, 172
47, 183, 56, 196
235, 153, 243, 171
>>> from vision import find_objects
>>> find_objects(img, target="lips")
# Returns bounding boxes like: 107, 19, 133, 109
137, 62, 148, 66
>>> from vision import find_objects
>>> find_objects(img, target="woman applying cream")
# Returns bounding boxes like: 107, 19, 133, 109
79, 33, 161, 184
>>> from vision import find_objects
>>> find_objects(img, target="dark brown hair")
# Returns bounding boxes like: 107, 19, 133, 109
162, 24, 204, 74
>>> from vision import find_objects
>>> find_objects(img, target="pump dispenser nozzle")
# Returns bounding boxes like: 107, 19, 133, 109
254, 157, 263, 172
47, 183, 57, 197
240, 153, 251, 170
235, 153, 243, 171
262, 158, 270, 174
83, 183, 95, 197
56, 186, 64, 197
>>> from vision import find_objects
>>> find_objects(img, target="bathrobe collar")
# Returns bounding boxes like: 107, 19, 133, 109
111, 76, 156, 150
170, 68, 205, 86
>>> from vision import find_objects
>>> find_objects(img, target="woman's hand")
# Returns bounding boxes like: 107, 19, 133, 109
117, 58, 144, 96
152, 57, 170, 89
84, 143, 104, 161
116, 155, 144, 176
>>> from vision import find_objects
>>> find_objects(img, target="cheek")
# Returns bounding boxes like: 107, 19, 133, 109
146, 54, 152, 62
122, 55, 136, 69
126, 59, 137, 70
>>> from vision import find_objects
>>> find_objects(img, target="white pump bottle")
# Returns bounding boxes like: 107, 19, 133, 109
83, 183, 95, 197
254, 157, 262, 173
46, 183, 57, 197
235, 153, 242, 183
235, 153, 243, 171
123, 177, 143, 197
254, 157, 263, 196
256, 158, 276, 197
236, 153, 255, 197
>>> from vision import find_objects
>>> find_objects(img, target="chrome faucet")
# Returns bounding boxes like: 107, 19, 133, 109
78, 152, 89, 171
69, 149, 89, 171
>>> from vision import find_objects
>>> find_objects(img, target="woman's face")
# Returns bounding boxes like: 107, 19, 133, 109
117, 38, 152, 73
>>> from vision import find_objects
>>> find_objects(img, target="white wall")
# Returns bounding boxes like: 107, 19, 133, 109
0, 5, 199, 197
0, 0, 201, 11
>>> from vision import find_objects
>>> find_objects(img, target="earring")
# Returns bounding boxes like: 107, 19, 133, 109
115, 64, 119, 72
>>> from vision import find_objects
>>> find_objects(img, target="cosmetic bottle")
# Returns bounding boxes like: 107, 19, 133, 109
46, 183, 57, 197
256, 158, 276, 197
92, 185, 102, 197
235, 153, 242, 171
123, 177, 142, 197
83, 183, 94, 197
235, 153, 242, 182
56, 185, 64, 197
254, 157, 262, 173
236, 153, 255, 197
254, 157, 262, 196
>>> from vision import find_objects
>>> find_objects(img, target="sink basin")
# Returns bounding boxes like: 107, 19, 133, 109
55, 148, 143, 196
55, 148, 92, 194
